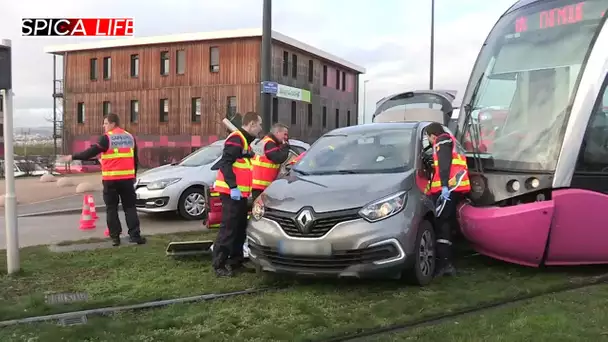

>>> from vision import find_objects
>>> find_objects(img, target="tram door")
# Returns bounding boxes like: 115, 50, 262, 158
571, 75, 608, 193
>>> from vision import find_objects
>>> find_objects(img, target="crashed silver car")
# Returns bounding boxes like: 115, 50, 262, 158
246, 90, 458, 286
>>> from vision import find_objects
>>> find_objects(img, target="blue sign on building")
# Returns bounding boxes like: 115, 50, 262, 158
261, 81, 278, 94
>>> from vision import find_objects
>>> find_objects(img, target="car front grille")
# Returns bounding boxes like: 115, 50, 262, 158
263, 208, 361, 238
248, 241, 399, 271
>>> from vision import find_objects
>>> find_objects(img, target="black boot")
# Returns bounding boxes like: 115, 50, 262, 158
435, 260, 457, 277
111, 237, 121, 246
129, 236, 147, 245
227, 259, 255, 274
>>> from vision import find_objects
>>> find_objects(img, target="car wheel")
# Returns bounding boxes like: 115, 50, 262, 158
177, 187, 206, 220
405, 220, 436, 286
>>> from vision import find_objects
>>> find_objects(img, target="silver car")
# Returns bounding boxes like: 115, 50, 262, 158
135, 139, 310, 220
247, 92, 457, 286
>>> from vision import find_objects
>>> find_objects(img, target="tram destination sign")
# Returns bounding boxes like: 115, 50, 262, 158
514, 1, 606, 33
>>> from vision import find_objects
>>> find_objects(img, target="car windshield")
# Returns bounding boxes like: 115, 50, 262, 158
459, 0, 608, 171
179, 144, 223, 167
293, 128, 413, 175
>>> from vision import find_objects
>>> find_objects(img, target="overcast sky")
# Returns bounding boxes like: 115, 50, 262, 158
1, 0, 515, 127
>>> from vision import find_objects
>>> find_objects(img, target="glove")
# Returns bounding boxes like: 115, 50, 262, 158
440, 186, 450, 201
230, 188, 242, 200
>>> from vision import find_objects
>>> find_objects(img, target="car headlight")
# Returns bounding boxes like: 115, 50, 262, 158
146, 178, 181, 190
252, 196, 265, 220
358, 191, 407, 222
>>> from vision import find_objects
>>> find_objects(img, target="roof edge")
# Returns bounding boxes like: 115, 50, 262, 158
43, 28, 366, 73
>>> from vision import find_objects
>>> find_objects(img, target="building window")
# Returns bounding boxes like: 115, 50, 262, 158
291, 54, 298, 78
226, 96, 237, 119
160, 51, 169, 76
192, 97, 201, 122
102, 101, 111, 116
322, 65, 327, 86
347, 110, 351, 126
130, 54, 139, 77
77, 102, 85, 123
210, 47, 220, 72
176, 50, 186, 75
341, 72, 346, 91
160, 98, 169, 122
130, 100, 139, 123
335, 70, 340, 89
291, 101, 297, 125
90, 58, 98, 80
103, 57, 111, 80
322, 106, 327, 128
335, 108, 340, 127
0, 94, 3, 111
282, 51, 289, 76
307, 104, 313, 126
272, 97, 278, 123
308, 60, 314, 83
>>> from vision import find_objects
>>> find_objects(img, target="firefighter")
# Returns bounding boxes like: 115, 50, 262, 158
59, 113, 145, 246
210, 111, 263, 277
424, 122, 471, 277
251, 123, 291, 201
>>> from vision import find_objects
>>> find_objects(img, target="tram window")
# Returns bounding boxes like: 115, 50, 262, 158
576, 80, 608, 173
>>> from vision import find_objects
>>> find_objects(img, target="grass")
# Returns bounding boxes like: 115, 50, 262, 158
0, 231, 289, 321
0, 253, 607, 342
371, 283, 608, 342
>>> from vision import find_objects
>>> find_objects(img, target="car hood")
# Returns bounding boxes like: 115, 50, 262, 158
262, 170, 415, 213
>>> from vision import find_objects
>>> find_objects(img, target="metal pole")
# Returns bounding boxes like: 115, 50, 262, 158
260, 0, 272, 133
429, 0, 435, 90
2, 88, 19, 274
52, 55, 57, 159
362, 80, 369, 124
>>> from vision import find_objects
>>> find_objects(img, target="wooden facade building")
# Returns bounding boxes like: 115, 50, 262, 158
44, 29, 366, 167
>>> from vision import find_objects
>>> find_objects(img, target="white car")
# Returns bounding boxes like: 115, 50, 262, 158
135, 138, 310, 220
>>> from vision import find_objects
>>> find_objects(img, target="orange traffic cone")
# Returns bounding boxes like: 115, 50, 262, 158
79, 196, 96, 230
88, 194, 98, 220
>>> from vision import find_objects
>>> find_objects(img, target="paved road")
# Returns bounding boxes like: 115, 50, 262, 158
14, 192, 105, 216
0, 212, 205, 248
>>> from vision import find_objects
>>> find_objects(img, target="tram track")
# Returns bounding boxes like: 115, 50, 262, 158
0, 286, 291, 328
317, 272, 608, 342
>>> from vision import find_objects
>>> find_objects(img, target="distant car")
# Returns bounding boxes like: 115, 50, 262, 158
247, 92, 460, 285
135, 138, 310, 220
54, 160, 102, 174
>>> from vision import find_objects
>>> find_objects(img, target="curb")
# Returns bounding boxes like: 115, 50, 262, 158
18, 205, 122, 218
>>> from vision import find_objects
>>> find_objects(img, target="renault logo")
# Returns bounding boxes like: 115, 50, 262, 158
295, 209, 314, 233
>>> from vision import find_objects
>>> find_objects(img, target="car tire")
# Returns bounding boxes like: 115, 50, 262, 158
405, 220, 436, 286
177, 186, 207, 220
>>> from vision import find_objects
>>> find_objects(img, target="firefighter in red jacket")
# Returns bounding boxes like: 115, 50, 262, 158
424, 122, 471, 277
251, 123, 291, 201
59, 113, 146, 247
210, 112, 263, 277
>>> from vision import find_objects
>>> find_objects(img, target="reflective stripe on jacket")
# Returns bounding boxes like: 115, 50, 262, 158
100, 128, 136, 181
213, 131, 253, 198
251, 136, 281, 190
427, 133, 471, 194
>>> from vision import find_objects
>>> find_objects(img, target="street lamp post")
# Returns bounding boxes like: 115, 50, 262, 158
429, 0, 435, 90
362, 80, 370, 124
260, 0, 272, 133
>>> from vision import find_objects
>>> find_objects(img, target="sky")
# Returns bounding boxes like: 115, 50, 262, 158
0, 0, 516, 127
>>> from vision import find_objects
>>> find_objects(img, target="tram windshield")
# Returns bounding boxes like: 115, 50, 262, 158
459, 0, 608, 171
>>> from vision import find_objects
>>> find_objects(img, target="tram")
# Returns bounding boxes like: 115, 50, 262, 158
455, 0, 608, 267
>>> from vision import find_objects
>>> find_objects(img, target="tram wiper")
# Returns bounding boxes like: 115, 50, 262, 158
462, 71, 485, 173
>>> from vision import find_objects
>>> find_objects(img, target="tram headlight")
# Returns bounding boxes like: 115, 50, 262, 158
507, 180, 520, 193
526, 177, 540, 189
